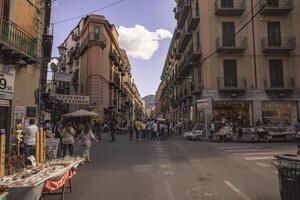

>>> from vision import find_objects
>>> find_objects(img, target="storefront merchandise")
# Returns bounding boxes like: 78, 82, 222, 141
262, 101, 297, 126
213, 102, 251, 126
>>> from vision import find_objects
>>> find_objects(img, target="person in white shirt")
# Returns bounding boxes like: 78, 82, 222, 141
152, 121, 158, 140
79, 124, 98, 163
24, 119, 38, 159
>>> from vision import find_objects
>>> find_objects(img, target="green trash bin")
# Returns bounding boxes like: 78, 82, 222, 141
272, 154, 300, 200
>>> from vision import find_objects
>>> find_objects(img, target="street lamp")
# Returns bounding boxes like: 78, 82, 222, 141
58, 44, 67, 56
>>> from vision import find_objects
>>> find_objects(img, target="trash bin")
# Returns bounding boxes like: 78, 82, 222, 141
272, 154, 300, 200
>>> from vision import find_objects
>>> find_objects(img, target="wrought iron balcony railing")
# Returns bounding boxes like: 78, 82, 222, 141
217, 76, 247, 90
260, 0, 293, 16
216, 36, 248, 54
215, 0, 246, 16
80, 32, 107, 54
263, 77, 294, 90
0, 15, 37, 62
261, 36, 296, 54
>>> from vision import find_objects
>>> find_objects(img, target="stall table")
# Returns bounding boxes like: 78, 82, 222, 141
0, 157, 84, 200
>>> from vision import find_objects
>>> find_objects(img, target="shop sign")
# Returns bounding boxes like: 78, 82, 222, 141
54, 73, 72, 82
0, 100, 9, 107
0, 65, 15, 94
46, 138, 60, 159
52, 94, 90, 105
196, 99, 209, 109
0, 92, 13, 100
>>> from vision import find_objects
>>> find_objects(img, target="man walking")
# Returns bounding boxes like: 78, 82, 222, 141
128, 121, 134, 140
152, 121, 158, 140
24, 119, 38, 163
109, 119, 117, 142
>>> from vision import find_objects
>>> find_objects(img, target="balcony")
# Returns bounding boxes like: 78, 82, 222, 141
216, 36, 247, 54
109, 49, 120, 65
217, 76, 247, 94
80, 32, 107, 54
178, 45, 201, 77
260, 0, 293, 16
110, 73, 121, 89
215, 0, 246, 16
178, 29, 192, 53
261, 36, 295, 54
175, 28, 181, 39
177, 0, 191, 30
0, 15, 38, 64
263, 77, 294, 94
187, 9, 200, 31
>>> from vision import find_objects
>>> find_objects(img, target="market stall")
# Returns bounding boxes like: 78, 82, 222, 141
213, 126, 233, 142
62, 109, 98, 124
263, 126, 295, 142
1, 156, 84, 200
238, 128, 259, 142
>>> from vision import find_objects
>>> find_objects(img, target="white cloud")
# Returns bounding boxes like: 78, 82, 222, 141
117, 25, 172, 60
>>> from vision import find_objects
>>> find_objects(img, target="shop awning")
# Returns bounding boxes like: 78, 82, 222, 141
62, 109, 98, 118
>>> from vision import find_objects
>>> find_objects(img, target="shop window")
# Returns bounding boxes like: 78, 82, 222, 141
222, 22, 235, 46
269, 59, 283, 88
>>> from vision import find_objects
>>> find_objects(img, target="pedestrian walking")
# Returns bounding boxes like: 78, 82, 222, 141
53, 118, 64, 157
152, 121, 158, 140
79, 124, 98, 163
135, 120, 141, 141
141, 121, 146, 140
128, 121, 134, 140
61, 121, 75, 157
295, 119, 300, 155
93, 120, 102, 140
109, 119, 118, 142
24, 119, 38, 163
146, 121, 151, 140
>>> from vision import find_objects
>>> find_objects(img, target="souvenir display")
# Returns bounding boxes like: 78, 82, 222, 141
0, 157, 84, 188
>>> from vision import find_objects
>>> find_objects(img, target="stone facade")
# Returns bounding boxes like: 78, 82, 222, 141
157, 0, 300, 126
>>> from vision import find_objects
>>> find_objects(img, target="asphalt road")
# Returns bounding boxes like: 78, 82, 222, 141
45, 133, 297, 200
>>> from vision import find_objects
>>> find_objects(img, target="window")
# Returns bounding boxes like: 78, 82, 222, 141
223, 59, 237, 87
267, 0, 279, 7
3, 0, 10, 18
94, 27, 100, 40
222, 22, 235, 46
196, 31, 200, 51
269, 59, 283, 88
221, 0, 234, 8
268, 22, 281, 47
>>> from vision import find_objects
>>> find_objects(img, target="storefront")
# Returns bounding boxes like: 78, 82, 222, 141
0, 65, 15, 150
262, 101, 298, 126
213, 101, 251, 126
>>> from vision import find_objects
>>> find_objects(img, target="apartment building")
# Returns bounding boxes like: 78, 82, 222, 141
157, 0, 300, 126
0, 0, 52, 148
58, 15, 144, 122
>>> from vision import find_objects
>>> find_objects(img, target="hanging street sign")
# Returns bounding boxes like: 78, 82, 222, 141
54, 73, 72, 82
196, 99, 209, 109
52, 94, 90, 105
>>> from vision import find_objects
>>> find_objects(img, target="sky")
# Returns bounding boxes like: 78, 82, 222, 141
51, 0, 176, 98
